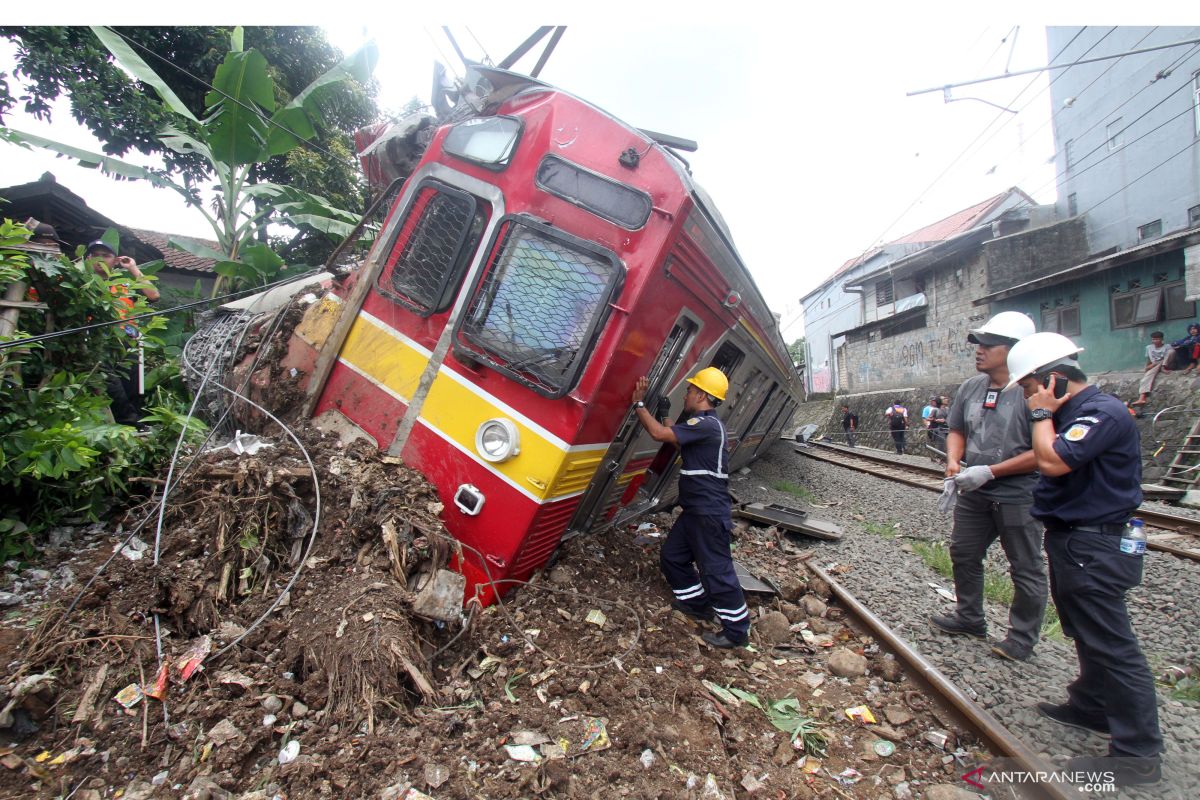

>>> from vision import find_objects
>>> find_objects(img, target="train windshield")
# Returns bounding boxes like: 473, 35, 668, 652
457, 218, 621, 397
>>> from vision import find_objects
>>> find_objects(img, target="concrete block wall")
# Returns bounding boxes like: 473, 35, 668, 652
984, 218, 1089, 295
840, 251, 990, 392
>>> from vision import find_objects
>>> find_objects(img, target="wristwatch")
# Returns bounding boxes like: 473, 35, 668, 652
635, 401, 645, 409
1030, 408, 1054, 422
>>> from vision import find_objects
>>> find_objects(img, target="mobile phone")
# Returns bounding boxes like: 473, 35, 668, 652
1042, 374, 1067, 399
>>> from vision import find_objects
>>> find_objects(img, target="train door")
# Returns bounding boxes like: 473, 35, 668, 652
565, 314, 699, 536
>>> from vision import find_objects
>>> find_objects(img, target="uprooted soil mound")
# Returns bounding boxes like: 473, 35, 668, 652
1, 435, 984, 799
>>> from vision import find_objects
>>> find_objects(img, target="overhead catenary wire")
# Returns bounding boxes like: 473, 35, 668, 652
801, 29, 1197, 339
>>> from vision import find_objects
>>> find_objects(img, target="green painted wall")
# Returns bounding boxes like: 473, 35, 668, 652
994, 249, 1196, 373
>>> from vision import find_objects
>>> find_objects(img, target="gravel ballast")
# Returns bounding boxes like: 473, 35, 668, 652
738, 442, 1200, 800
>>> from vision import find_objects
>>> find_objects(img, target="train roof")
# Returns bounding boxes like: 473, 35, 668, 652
453, 66, 798, 385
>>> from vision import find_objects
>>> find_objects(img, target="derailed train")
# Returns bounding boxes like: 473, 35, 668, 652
213, 66, 803, 605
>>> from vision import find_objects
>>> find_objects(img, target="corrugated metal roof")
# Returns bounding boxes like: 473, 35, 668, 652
817, 188, 1033, 289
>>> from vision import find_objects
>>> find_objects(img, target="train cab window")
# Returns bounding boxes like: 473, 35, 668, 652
535, 155, 652, 230
709, 341, 744, 380
456, 216, 622, 397
375, 180, 487, 316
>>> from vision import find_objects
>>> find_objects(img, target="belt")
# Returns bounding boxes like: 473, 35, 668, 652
1045, 522, 1127, 536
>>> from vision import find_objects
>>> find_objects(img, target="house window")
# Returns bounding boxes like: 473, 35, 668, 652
1107, 119, 1124, 150
1067, 193, 1078, 216
1111, 280, 1196, 329
1042, 305, 1081, 337
1138, 220, 1162, 241
1064, 139, 1074, 173
875, 280, 894, 307
1189, 204, 1200, 227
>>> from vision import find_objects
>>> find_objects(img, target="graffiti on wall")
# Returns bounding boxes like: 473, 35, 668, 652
845, 313, 987, 391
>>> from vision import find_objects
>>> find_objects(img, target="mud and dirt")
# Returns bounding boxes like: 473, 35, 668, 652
0, 435, 988, 799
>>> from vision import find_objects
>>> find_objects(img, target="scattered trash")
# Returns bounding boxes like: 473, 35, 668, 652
700, 680, 742, 708
799, 671, 825, 689
214, 670, 255, 690
801, 757, 822, 774
115, 536, 149, 561
835, 767, 863, 785
928, 582, 957, 602
504, 744, 542, 762
639, 748, 656, 769
873, 739, 896, 757
741, 772, 767, 793
633, 523, 663, 545
143, 663, 169, 701
212, 430, 274, 456
206, 719, 243, 746
585, 609, 607, 627
925, 729, 952, 750
423, 762, 450, 788
509, 730, 551, 746
113, 683, 144, 710
570, 717, 610, 757
844, 705, 877, 724
700, 773, 727, 799
278, 740, 300, 765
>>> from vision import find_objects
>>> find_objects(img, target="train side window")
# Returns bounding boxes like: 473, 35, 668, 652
535, 155, 652, 230
375, 180, 487, 316
709, 341, 744, 381
455, 215, 623, 398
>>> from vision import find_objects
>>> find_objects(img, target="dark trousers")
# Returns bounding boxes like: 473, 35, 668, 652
1045, 529, 1162, 758
843, 429, 857, 447
105, 361, 143, 426
949, 492, 1047, 649
661, 512, 749, 640
890, 428, 906, 453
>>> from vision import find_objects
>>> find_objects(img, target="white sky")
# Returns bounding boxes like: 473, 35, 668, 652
1, 7, 1178, 340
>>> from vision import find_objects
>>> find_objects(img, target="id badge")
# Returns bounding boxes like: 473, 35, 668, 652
983, 389, 999, 410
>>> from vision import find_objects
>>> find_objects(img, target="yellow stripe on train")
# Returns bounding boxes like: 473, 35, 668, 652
339, 313, 607, 502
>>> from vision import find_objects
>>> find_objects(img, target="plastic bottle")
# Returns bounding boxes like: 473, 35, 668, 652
1120, 518, 1147, 556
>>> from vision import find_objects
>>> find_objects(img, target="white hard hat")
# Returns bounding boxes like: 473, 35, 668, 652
1004, 331, 1085, 390
968, 311, 1036, 346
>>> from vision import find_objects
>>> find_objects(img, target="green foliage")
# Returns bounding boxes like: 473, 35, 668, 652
725, 686, 828, 755
910, 539, 1062, 640
0, 219, 206, 553
2, 26, 379, 294
771, 480, 815, 504
788, 337, 806, 367
863, 519, 898, 539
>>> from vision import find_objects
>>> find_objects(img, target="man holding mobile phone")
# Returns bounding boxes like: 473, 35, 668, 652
85, 240, 159, 429
930, 312, 1048, 663
1006, 332, 1162, 787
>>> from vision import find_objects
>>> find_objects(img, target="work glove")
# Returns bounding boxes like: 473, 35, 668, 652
953, 465, 995, 492
937, 478, 958, 516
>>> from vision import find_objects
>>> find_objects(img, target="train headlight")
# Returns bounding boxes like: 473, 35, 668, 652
476, 418, 520, 462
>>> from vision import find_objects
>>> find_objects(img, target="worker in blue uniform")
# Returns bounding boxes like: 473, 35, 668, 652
1006, 332, 1162, 787
631, 367, 750, 648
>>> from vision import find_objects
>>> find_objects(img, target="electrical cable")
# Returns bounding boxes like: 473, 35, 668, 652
0, 266, 326, 351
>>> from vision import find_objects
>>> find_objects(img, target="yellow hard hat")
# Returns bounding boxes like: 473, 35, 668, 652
687, 366, 729, 401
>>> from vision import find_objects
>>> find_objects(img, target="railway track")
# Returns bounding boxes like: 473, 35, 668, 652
796, 441, 1200, 561
803, 557, 1074, 800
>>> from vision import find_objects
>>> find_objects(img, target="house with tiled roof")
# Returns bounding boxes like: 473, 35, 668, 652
0, 174, 218, 294
799, 187, 1081, 394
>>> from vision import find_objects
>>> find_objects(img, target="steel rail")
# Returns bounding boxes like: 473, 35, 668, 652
796, 442, 1200, 561
803, 558, 1075, 800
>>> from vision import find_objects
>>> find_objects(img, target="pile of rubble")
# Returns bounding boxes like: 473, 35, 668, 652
1, 434, 988, 799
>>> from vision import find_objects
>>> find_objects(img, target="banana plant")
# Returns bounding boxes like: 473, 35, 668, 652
3, 26, 378, 296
